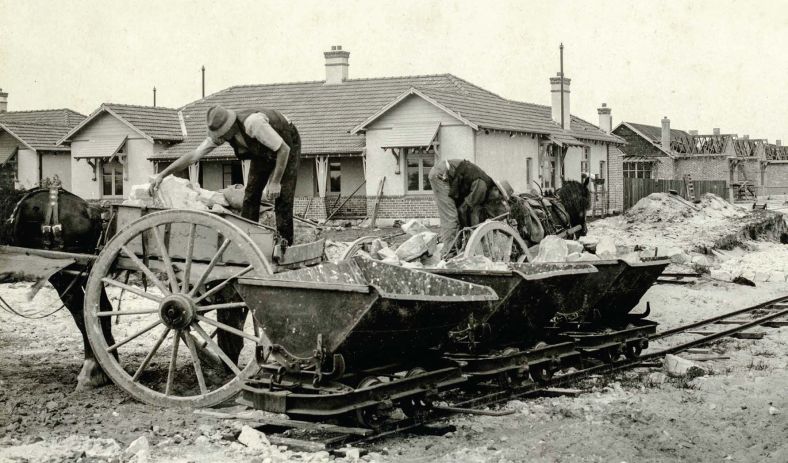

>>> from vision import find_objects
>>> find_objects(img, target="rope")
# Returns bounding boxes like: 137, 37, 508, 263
0, 269, 84, 319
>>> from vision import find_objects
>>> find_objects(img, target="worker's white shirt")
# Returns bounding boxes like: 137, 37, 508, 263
194, 112, 286, 158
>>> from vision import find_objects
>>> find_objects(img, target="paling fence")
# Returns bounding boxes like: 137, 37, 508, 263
623, 178, 728, 210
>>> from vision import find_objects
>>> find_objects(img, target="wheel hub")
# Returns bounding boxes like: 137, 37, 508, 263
159, 294, 196, 330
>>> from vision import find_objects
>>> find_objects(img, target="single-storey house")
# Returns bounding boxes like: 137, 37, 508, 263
613, 118, 788, 198
58, 104, 185, 201
0, 90, 85, 189
58, 47, 625, 219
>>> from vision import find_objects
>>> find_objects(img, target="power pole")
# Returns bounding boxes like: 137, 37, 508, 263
201, 66, 206, 98
559, 43, 565, 130
153, 86, 157, 107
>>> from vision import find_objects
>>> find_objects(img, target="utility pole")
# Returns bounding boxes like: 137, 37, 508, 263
153, 86, 157, 107
559, 43, 565, 130
201, 66, 206, 98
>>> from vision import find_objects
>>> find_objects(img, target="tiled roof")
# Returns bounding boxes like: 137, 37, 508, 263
624, 122, 691, 143
0, 109, 85, 127
59, 103, 184, 144
158, 74, 622, 160
0, 121, 75, 151
104, 104, 184, 141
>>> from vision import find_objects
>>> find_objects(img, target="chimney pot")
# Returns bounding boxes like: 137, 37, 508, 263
324, 46, 350, 85
713, 128, 720, 135
661, 116, 671, 150
549, 74, 571, 129
0, 88, 7, 113
597, 103, 612, 133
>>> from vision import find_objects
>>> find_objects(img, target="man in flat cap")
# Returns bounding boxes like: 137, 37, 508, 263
151, 105, 301, 245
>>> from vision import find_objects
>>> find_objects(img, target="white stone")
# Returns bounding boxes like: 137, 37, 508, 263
664, 354, 707, 379
770, 271, 786, 283
401, 219, 430, 236
533, 235, 569, 263
344, 448, 361, 461
619, 252, 641, 264
376, 246, 398, 261
656, 246, 684, 258
691, 255, 711, 267
125, 436, 149, 457
710, 270, 733, 281
670, 252, 691, 265
578, 235, 599, 246
595, 236, 617, 257
576, 252, 601, 261
237, 425, 270, 449
565, 252, 582, 262
395, 231, 438, 261
564, 240, 584, 255
754, 271, 770, 282
769, 406, 780, 415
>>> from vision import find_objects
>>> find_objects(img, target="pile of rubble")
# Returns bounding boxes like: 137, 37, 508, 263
123, 176, 244, 213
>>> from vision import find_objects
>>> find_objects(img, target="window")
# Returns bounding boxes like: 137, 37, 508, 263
222, 162, 243, 187
599, 160, 606, 178
623, 162, 653, 179
329, 161, 341, 193
526, 158, 533, 187
102, 161, 123, 197
156, 161, 189, 180
581, 147, 590, 175
405, 148, 434, 193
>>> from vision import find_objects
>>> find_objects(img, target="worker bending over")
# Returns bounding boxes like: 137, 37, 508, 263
151, 105, 301, 245
428, 159, 509, 253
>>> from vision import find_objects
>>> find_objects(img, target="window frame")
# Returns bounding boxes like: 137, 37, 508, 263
580, 146, 590, 176
623, 161, 653, 179
222, 162, 243, 188
101, 160, 124, 198
526, 157, 533, 188
328, 160, 342, 194
404, 147, 435, 194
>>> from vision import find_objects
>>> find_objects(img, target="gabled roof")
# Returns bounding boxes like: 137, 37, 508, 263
617, 121, 738, 157
0, 109, 85, 127
0, 121, 76, 152
158, 73, 622, 160
59, 103, 184, 145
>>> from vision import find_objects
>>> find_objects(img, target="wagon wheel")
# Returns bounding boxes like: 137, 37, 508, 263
339, 236, 378, 261
462, 221, 531, 263
84, 209, 272, 408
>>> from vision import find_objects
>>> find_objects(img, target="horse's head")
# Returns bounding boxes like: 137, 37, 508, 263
556, 176, 591, 236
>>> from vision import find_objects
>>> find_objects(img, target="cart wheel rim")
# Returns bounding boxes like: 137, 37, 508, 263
462, 221, 531, 263
84, 209, 271, 408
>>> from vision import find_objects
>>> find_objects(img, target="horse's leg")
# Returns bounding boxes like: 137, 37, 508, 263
49, 271, 113, 390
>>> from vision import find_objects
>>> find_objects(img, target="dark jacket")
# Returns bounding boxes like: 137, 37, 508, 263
449, 160, 496, 205
227, 108, 294, 162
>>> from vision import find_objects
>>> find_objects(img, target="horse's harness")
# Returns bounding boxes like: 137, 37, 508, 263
8, 186, 65, 250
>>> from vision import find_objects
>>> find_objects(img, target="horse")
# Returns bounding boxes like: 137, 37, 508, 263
507, 176, 591, 245
2, 187, 117, 391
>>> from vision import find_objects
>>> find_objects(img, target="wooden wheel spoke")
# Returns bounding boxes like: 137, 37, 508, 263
196, 302, 248, 312
181, 223, 197, 293
152, 225, 180, 294
132, 327, 171, 382
182, 331, 208, 395
165, 331, 180, 396
188, 238, 232, 298
102, 277, 163, 303
96, 308, 159, 317
193, 265, 254, 304
120, 245, 170, 295
195, 314, 259, 344
106, 319, 161, 353
191, 322, 244, 376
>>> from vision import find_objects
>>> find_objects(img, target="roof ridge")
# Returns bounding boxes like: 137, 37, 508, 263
103, 102, 179, 111
0, 108, 85, 116
0, 120, 73, 128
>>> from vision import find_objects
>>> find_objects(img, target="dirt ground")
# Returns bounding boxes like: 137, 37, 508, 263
2, 211, 788, 462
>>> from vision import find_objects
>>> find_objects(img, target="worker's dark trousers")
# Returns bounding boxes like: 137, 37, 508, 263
240, 123, 301, 244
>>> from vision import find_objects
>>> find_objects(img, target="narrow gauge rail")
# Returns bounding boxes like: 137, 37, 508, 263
228, 294, 788, 452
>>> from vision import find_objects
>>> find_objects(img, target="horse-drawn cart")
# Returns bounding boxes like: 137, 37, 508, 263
1, 204, 496, 412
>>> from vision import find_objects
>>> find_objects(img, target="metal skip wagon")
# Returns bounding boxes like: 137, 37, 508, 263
1, 205, 497, 413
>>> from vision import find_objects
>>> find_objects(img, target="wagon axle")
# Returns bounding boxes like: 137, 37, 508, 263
159, 294, 197, 330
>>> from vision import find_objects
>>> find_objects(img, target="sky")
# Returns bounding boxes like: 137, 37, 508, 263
1, 0, 786, 141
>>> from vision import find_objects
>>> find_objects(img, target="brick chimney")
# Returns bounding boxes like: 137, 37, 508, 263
597, 103, 612, 134
324, 45, 350, 85
661, 116, 671, 150
0, 88, 7, 113
713, 128, 720, 136
550, 73, 571, 129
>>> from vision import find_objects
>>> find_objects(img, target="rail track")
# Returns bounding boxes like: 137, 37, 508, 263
215, 294, 788, 453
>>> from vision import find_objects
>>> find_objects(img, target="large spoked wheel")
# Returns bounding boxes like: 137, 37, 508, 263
84, 210, 272, 408
462, 221, 531, 263
339, 236, 377, 261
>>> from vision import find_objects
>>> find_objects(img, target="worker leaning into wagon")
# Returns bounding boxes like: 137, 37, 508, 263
428, 159, 509, 254
150, 105, 301, 245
